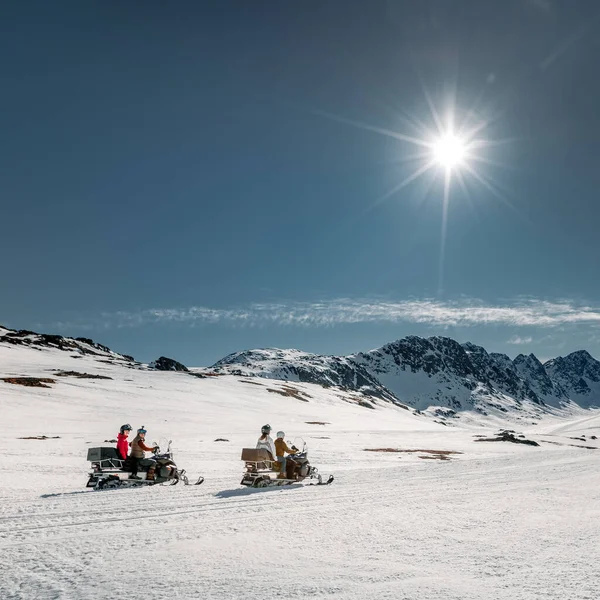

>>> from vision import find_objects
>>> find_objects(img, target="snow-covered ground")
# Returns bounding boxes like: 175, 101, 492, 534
1, 343, 599, 599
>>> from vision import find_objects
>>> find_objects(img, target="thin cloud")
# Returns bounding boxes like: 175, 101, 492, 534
507, 336, 534, 345
52, 297, 600, 331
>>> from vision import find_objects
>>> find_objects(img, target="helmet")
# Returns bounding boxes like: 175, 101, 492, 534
137, 426, 147, 435
276, 431, 285, 439
261, 424, 271, 435
120, 423, 132, 434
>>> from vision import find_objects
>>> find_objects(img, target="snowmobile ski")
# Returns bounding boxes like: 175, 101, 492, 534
312, 474, 334, 485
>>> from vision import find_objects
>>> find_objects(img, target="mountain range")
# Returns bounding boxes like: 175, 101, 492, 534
2, 324, 599, 423
209, 336, 600, 422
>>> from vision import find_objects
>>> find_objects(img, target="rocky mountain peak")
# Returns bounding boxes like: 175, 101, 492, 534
0, 326, 135, 363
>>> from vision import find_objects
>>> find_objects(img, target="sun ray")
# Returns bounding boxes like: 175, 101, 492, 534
469, 154, 516, 171
387, 149, 434, 166
462, 163, 520, 215
368, 160, 437, 212
420, 79, 445, 136
438, 167, 452, 295
457, 82, 490, 139
454, 169, 471, 204
311, 108, 432, 148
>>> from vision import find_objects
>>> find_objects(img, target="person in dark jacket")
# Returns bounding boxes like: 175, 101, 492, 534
128, 426, 155, 480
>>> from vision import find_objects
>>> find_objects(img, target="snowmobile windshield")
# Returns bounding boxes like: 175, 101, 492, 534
291, 437, 307, 453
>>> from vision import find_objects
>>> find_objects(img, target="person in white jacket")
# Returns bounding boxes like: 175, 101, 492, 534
256, 424, 276, 460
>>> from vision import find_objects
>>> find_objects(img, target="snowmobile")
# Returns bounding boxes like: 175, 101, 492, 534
240, 438, 333, 488
86, 440, 204, 490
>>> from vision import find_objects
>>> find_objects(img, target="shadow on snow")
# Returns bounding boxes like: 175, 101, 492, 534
214, 485, 303, 499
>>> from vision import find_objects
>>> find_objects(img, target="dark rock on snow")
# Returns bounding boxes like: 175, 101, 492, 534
150, 356, 189, 372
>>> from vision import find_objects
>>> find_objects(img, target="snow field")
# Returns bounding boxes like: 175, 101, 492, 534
1, 344, 599, 599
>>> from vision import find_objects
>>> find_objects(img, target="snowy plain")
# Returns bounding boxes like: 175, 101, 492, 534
1, 342, 599, 600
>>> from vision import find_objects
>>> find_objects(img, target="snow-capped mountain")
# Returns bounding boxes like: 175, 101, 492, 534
544, 350, 600, 408
211, 335, 600, 419
210, 348, 400, 405
513, 352, 568, 408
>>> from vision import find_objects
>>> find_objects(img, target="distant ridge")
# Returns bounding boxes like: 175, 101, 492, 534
2, 325, 599, 422
209, 336, 600, 421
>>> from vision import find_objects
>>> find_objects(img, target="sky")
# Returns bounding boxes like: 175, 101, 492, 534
2, 0, 600, 366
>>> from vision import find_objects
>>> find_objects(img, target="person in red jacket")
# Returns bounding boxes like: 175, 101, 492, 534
116, 424, 132, 460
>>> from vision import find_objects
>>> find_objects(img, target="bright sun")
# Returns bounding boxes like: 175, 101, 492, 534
314, 98, 499, 294
433, 133, 467, 170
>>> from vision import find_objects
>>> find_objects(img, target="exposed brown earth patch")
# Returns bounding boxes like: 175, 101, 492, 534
305, 421, 330, 425
418, 454, 452, 461
18, 435, 61, 440
541, 440, 598, 450
239, 379, 264, 386
267, 385, 312, 402
2, 377, 55, 388
337, 394, 377, 409
54, 371, 112, 380
364, 448, 462, 456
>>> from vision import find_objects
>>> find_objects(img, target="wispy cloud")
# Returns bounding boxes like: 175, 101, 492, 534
49, 297, 600, 331
507, 335, 534, 345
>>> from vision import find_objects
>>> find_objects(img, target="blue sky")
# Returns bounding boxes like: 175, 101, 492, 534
2, 0, 600, 365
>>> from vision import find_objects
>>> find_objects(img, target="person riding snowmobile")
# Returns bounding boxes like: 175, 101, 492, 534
128, 426, 156, 480
116, 424, 131, 460
275, 431, 298, 479
256, 424, 276, 460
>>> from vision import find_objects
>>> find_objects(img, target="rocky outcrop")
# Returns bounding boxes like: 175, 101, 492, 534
0, 326, 136, 363
150, 356, 189, 372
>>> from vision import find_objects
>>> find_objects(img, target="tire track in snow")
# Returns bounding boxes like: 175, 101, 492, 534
2, 454, 586, 546
0, 451, 583, 535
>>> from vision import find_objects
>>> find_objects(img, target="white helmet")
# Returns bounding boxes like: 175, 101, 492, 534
276, 431, 285, 438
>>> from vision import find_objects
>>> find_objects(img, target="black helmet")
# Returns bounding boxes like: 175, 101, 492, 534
261, 424, 272, 434
120, 423, 132, 434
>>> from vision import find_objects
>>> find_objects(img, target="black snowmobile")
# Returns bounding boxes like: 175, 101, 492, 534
86, 440, 203, 490
240, 438, 333, 488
